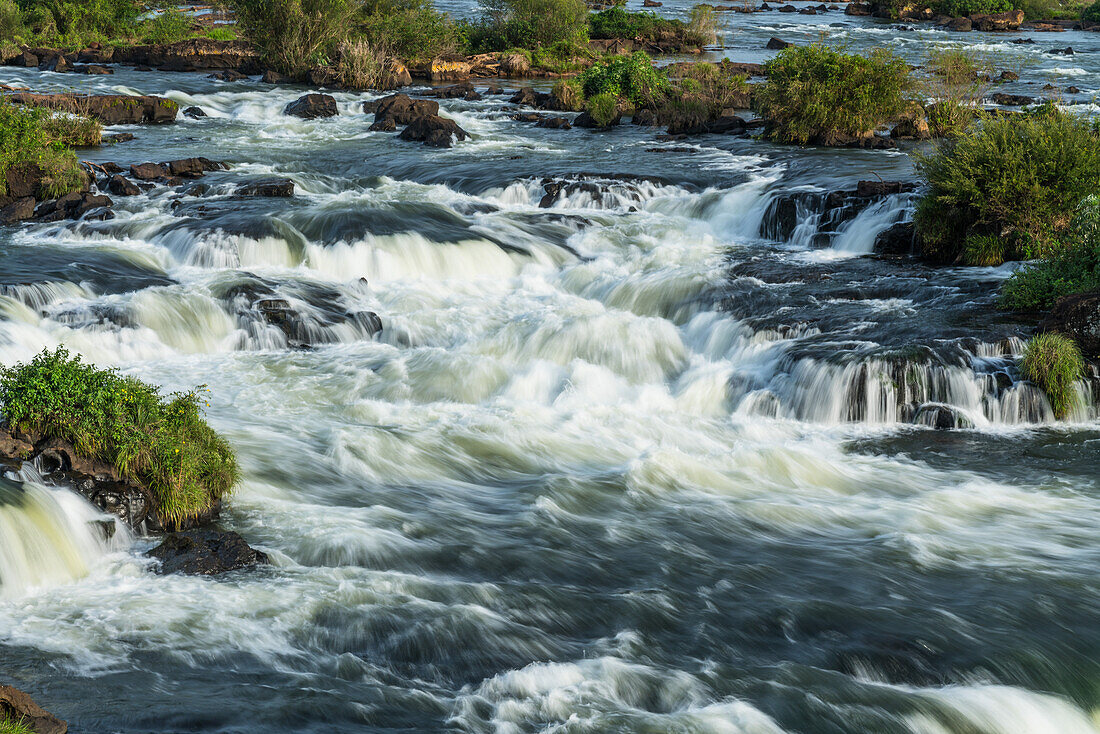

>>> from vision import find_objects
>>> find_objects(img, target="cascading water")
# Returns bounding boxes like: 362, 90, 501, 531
1, 19, 1099, 733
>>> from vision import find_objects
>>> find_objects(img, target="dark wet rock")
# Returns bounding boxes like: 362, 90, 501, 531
107, 175, 141, 196
9, 49, 38, 67
432, 81, 480, 100
370, 116, 397, 131
761, 182, 914, 245
237, 178, 295, 197
208, 69, 248, 81
666, 111, 746, 136
510, 87, 552, 108
857, 180, 917, 197
991, 92, 1034, 106
38, 54, 71, 72
485, 84, 505, 95
1040, 290, 1100, 358
104, 132, 135, 144
938, 16, 972, 30
398, 114, 469, 147
147, 530, 269, 576
5, 162, 43, 199
632, 108, 658, 126
873, 221, 916, 256
261, 69, 287, 84
845, 2, 872, 14
778, 5, 797, 11
74, 64, 112, 75
285, 93, 338, 119
370, 94, 439, 126
914, 404, 973, 429
536, 116, 573, 130
0, 685, 67, 734
766, 37, 793, 49
130, 162, 167, 181
7, 92, 177, 124
511, 112, 542, 123
0, 196, 36, 224
183, 105, 207, 119
999, 70, 1019, 81
1010, 37, 1035, 43
1066, 85, 1081, 93
1046, 46, 1074, 54
34, 193, 113, 222
166, 158, 227, 178
574, 110, 623, 128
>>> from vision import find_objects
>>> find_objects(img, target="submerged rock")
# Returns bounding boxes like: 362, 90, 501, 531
147, 530, 269, 576
0, 685, 67, 734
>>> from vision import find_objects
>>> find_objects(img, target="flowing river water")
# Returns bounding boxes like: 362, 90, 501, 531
2, 7, 1100, 733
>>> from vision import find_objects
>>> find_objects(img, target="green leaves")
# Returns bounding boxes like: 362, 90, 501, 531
580, 52, 667, 107
1021, 333, 1084, 419
0, 348, 240, 526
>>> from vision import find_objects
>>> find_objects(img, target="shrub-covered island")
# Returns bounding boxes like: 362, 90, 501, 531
0, 347, 239, 528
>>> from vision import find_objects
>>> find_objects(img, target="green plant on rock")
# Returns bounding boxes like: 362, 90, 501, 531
585, 91, 618, 127
580, 51, 667, 107
756, 43, 910, 145
551, 78, 584, 111
359, 0, 464, 64
474, 0, 588, 50
229, 0, 357, 78
139, 7, 193, 44
0, 347, 240, 526
1002, 197, 1100, 310
914, 106, 1100, 264
0, 716, 34, 734
0, 101, 85, 199
1021, 332, 1084, 419
933, 0, 1012, 15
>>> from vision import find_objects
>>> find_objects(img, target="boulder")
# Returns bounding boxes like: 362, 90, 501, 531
284, 93, 338, 119
381, 60, 412, 89
499, 53, 531, 76
0, 685, 66, 734
1040, 291, 1100, 358
873, 221, 916, 255
370, 94, 439, 125
766, 37, 793, 49
939, 16, 973, 30
113, 38, 261, 74
971, 9, 1024, 31
0, 196, 36, 224
74, 64, 112, 74
999, 70, 1019, 81
208, 69, 248, 81
261, 70, 287, 84
5, 163, 44, 199
432, 81, 479, 99
10, 49, 38, 67
510, 87, 552, 108
130, 162, 167, 181
107, 175, 140, 196
574, 109, 623, 128
1046, 46, 1074, 54
165, 157, 226, 177
237, 178, 295, 197
397, 115, 469, 147
183, 105, 207, 119
991, 92, 1034, 105
536, 116, 572, 129
38, 54, 71, 72
891, 109, 930, 139
147, 530, 269, 576
845, 2, 872, 13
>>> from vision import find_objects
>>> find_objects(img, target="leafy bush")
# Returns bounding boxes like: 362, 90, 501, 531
1083, 0, 1100, 20
914, 107, 1100, 264
1021, 333, 1083, 418
933, 0, 1012, 15
12, 0, 140, 45
229, 0, 356, 77
0, 101, 84, 198
685, 3, 717, 46
359, 0, 464, 63
0, 0, 24, 41
757, 43, 910, 145
139, 7, 193, 44
475, 0, 587, 50
919, 48, 994, 137
588, 6, 679, 39
0, 348, 239, 525
585, 91, 618, 127
1002, 197, 1100, 310
580, 51, 667, 107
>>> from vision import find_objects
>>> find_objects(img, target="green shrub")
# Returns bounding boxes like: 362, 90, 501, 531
0, 717, 34, 734
13, 0, 139, 45
933, 0, 1012, 15
685, 3, 717, 46
757, 43, 910, 145
1002, 197, 1100, 310
588, 6, 678, 39
914, 107, 1100, 264
229, 0, 356, 77
202, 26, 238, 41
585, 91, 618, 127
359, 0, 465, 63
0, 0, 25, 41
961, 234, 1006, 266
580, 51, 667, 107
475, 0, 587, 50
335, 39, 387, 89
139, 7, 192, 44
1083, 0, 1100, 20
0, 101, 84, 198
42, 112, 102, 147
531, 40, 588, 72
0, 347, 239, 525
1021, 333, 1084, 418
551, 78, 584, 110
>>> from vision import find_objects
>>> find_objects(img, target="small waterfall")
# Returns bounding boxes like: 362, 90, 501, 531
0, 466, 126, 598
759, 187, 916, 254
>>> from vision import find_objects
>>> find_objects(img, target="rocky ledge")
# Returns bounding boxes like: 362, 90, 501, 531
0, 685, 66, 734
5, 92, 178, 125
147, 530, 270, 575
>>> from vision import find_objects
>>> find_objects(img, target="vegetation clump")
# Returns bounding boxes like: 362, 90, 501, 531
0, 347, 239, 526
469, 0, 588, 52
1002, 197, 1100, 310
1020, 332, 1084, 418
914, 105, 1100, 265
0, 101, 86, 199
933, 0, 1013, 14
579, 51, 667, 107
584, 91, 618, 127
1085, 0, 1100, 20
0, 717, 33, 734
756, 43, 910, 146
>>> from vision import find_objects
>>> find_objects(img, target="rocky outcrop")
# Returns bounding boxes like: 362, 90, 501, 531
971, 9, 1024, 30
6, 93, 178, 125
0, 685, 67, 734
991, 92, 1035, 106
398, 115, 469, 147
113, 38, 262, 74
236, 178, 295, 197
147, 530, 269, 576
1040, 291, 1100, 358
284, 94, 338, 119
369, 94, 439, 126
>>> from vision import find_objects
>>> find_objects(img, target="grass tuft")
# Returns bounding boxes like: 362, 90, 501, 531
0, 716, 34, 734
0, 347, 239, 526
1021, 333, 1084, 419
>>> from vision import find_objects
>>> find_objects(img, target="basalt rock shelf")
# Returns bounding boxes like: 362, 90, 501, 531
0, 10, 1099, 734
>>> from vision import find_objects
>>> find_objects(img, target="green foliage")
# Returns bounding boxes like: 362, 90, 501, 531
1002, 197, 1100, 310
0, 717, 34, 734
229, 0, 357, 77
685, 3, 717, 46
202, 26, 238, 41
0, 101, 84, 198
0, 348, 239, 526
1083, 0, 1100, 20
1021, 332, 1084, 418
41, 112, 102, 147
585, 91, 618, 127
961, 234, 1006, 266
0, 0, 23, 41
551, 78, 584, 111
914, 107, 1100, 264
139, 7, 192, 44
757, 43, 910, 145
589, 6, 678, 39
11, 0, 139, 46
933, 0, 1012, 15
580, 51, 667, 106
359, 0, 464, 63
473, 0, 588, 51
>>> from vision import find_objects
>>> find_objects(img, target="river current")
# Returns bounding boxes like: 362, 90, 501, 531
1, 7, 1100, 733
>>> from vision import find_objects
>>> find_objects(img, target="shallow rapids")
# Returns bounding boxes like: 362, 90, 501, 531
1, 10, 1100, 734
